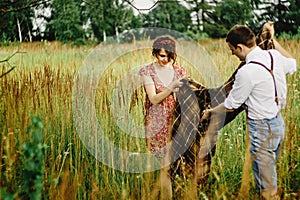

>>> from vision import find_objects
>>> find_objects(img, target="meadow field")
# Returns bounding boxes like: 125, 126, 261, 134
0, 39, 299, 199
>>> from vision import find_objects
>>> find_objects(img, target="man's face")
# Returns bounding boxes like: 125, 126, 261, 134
227, 43, 245, 61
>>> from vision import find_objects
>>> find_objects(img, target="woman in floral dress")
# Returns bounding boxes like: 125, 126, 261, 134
139, 36, 186, 199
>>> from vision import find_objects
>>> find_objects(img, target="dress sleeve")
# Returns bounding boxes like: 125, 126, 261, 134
139, 65, 154, 85
175, 65, 186, 78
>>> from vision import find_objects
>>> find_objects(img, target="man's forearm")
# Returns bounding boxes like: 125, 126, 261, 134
210, 102, 234, 114
201, 102, 234, 121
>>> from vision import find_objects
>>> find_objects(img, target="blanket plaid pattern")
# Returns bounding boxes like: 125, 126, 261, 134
170, 63, 245, 185
169, 28, 275, 186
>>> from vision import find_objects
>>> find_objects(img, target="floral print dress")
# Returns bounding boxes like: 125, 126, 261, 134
139, 63, 186, 157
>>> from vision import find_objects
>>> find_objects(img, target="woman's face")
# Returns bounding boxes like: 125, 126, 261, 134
156, 48, 170, 66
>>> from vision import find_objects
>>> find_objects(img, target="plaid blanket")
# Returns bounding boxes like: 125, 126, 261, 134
170, 63, 245, 185
169, 26, 275, 186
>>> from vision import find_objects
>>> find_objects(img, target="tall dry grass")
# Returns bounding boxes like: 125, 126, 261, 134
0, 39, 299, 199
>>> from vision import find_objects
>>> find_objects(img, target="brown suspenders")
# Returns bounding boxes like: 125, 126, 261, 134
249, 52, 279, 105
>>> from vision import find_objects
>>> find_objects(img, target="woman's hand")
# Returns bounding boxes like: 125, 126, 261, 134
144, 77, 185, 105
262, 21, 275, 38
167, 78, 184, 91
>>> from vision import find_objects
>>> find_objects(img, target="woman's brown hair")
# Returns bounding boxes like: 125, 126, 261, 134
152, 36, 177, 64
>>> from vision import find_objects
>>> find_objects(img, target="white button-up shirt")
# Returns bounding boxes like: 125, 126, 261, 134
224, 46, 297, 120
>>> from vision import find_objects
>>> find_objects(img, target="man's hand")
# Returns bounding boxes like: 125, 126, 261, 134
200, 108, 212, 122
200, 103, 231, 122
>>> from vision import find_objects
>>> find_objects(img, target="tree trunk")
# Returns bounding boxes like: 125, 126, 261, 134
103, 30, 106, 42
115, 26, 119, 43
27, 22, 32, 42
17, 17, 22, 42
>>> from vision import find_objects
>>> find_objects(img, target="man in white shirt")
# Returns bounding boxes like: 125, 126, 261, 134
201, 23, 296, 199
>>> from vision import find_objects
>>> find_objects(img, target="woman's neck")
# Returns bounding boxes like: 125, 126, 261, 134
155, 61, 172, 68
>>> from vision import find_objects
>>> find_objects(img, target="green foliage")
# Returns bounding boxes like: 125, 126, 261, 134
204, 0, 254, 38
143, 0, 192, 33
0, 188, 15, 200
73, 38, 87, 46
46, 0, 85, 42
185, 30, 210, 41
0, 33, 11, 46
0, 0, 34, 42
183, 0, 213, 32
283, 0, 300, 34
278, 25, 300, 40
0, 116, 47, 199
250, 0, 300, 35
203, 23, 228, 38
1, 0, 300, 43
279, 32, 300, 40
21, 116, 47, 200
86, 0, 141, 42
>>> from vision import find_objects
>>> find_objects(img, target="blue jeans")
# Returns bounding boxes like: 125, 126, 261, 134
248, 114, 285, 193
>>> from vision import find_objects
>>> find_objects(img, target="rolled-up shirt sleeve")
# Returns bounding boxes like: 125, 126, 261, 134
284, 58, 297, 74
270, 49, 297, 75
224, 68, 252, 109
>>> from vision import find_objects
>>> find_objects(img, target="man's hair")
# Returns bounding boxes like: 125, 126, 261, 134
226, 25, 256, 48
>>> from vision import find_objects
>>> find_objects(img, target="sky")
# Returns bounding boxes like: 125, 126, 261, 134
130, 0, 157, 9
129, 0, 158, 14
128, 0, 189, 15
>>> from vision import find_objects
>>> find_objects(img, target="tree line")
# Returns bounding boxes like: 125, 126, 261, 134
0, 0, 299, 44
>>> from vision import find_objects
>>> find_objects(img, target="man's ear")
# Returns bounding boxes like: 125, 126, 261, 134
236, 44, 244, 50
